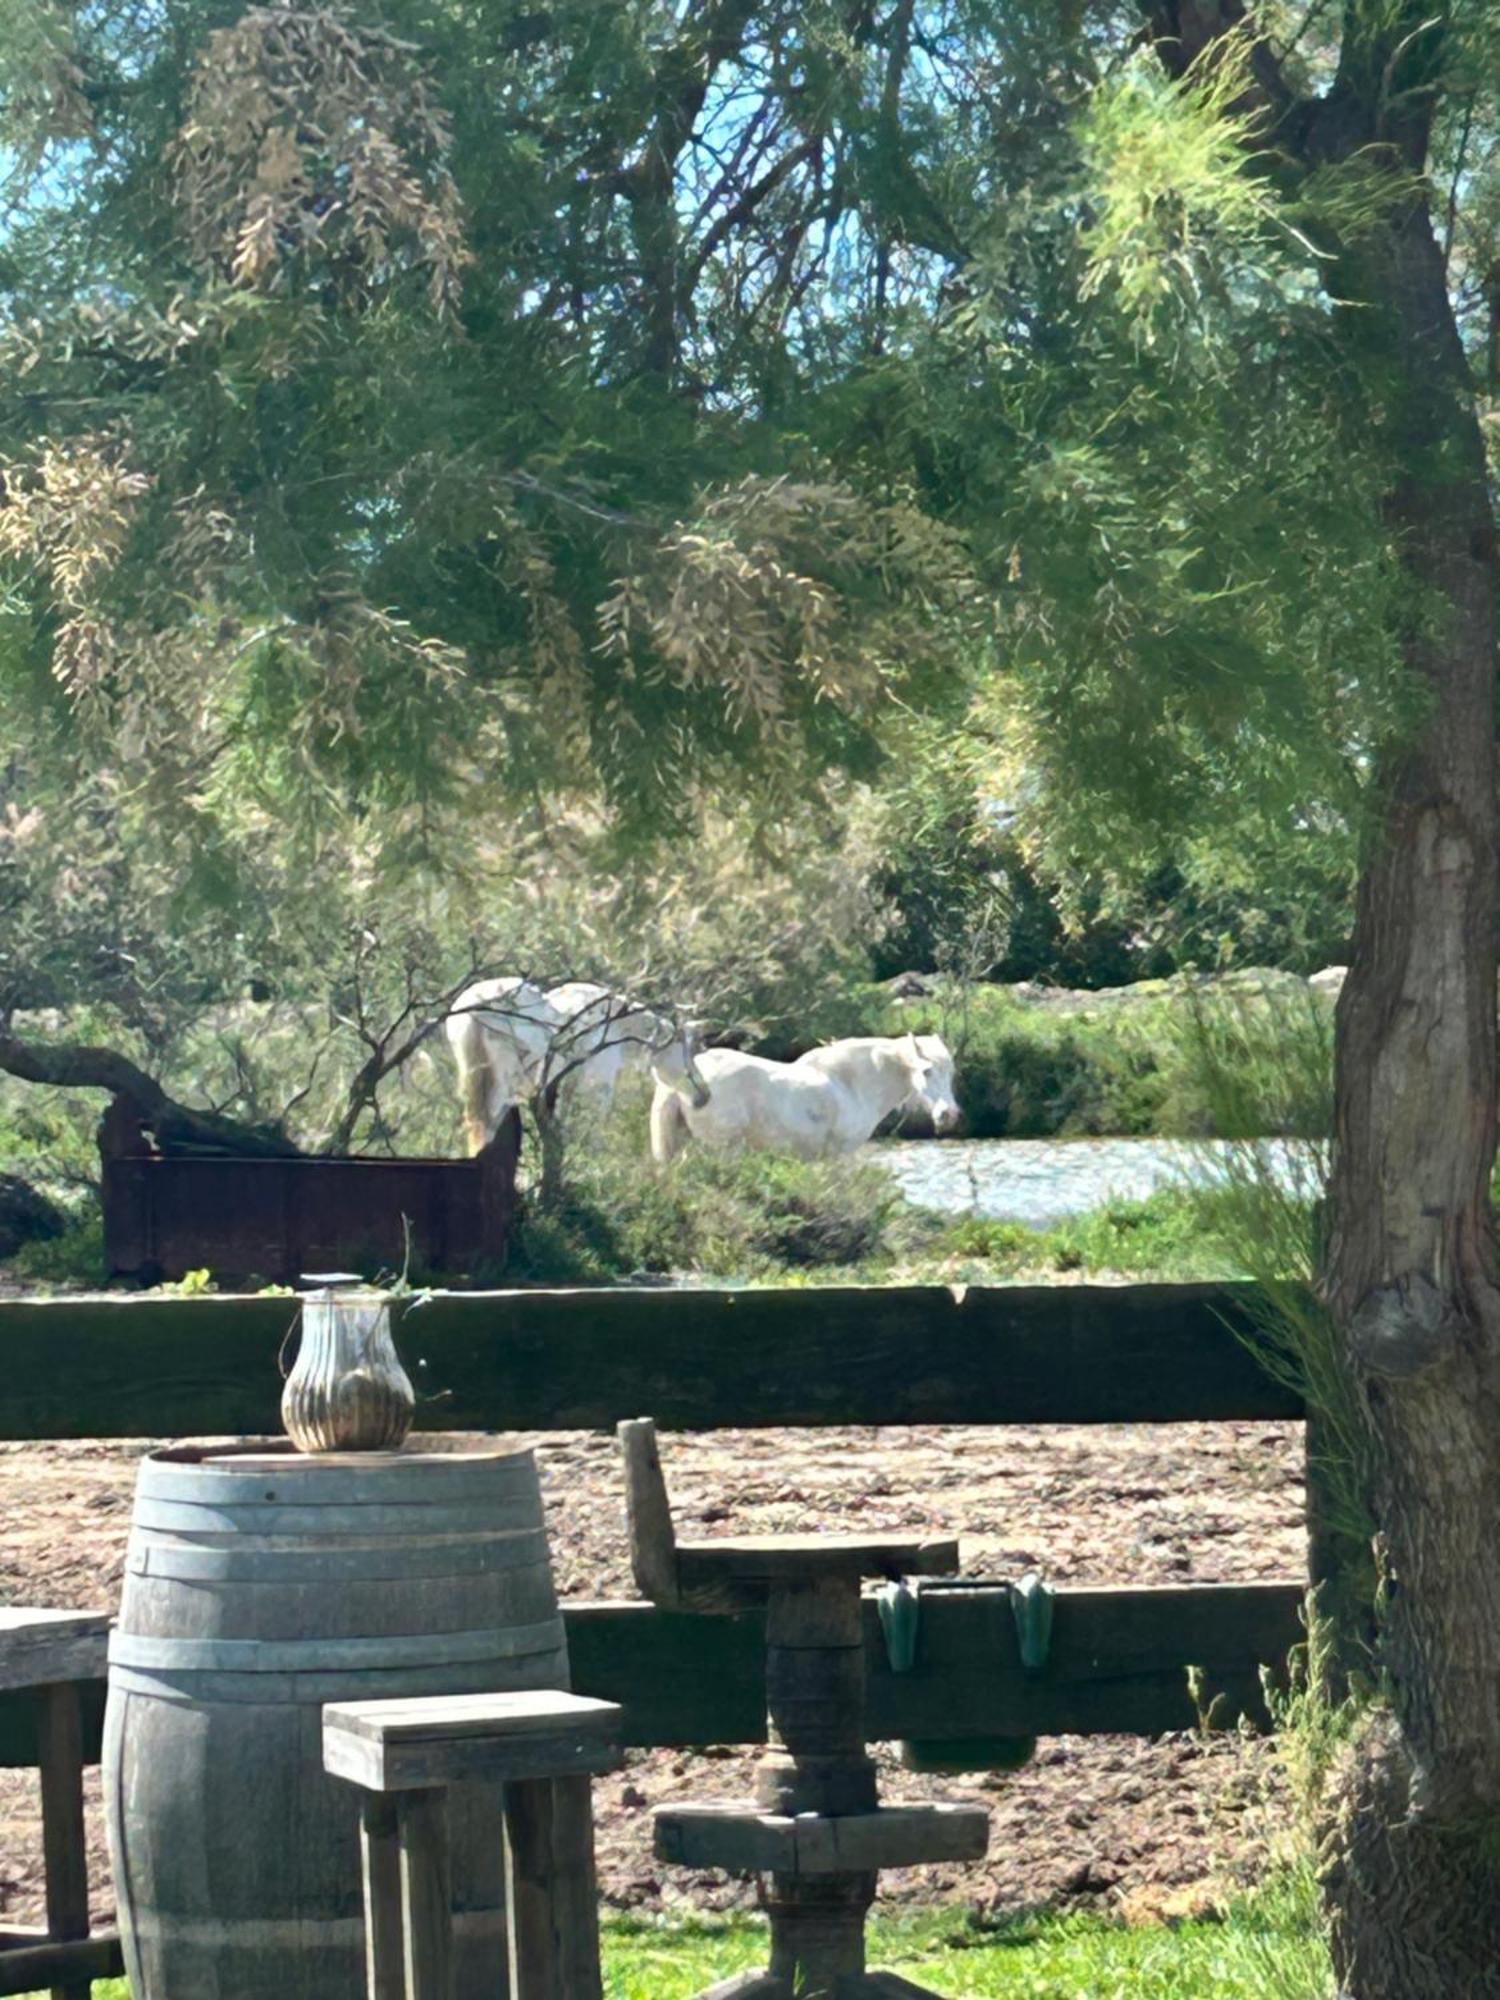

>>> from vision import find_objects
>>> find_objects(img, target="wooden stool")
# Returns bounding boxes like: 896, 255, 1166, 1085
0, 1609, 120, 2000
324, 1689, 623, 2000
619, 1420, 989, 2000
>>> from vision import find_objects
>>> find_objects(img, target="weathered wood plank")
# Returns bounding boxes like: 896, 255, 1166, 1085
0, 1282, 1301, 1441
0, 1613, 109, 1693
655, 1801, 989, 1873
504, 1775, 607, 2000
37, 1683, 90, 2000
0, 1683, 106, 1771
546, 1776, 607, 2000
398, 1789, 453, 2000
0, 1933, 123, 1997
0, 1584, 1307, 1772
563, 1583, 1305, 1745
359, 1794, 405, 2000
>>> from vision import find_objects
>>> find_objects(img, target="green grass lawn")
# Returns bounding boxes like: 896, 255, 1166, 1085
35, 1876, 1334, 1999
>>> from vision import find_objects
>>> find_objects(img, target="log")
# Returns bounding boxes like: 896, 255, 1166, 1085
0, 1582, 1306, 1768
654, 1802, 989, 1873
0, 1582, 1304, 1767
0, 1934, 123, 1997
0, 1282, 1302, 1441
563, 1582, 1304, 1746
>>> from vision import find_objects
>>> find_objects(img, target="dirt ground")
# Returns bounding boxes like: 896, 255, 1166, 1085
0, 1419, 1306, 1934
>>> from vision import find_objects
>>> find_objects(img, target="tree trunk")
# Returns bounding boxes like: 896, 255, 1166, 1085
1321, 196, 1500, 1996
531, 1084, 568, 1216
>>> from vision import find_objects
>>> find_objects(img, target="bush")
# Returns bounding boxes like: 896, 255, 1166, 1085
504, 1102, 931, 1284
873, 973, 1328, 1140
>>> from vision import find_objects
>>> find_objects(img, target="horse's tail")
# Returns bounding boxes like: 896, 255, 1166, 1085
650, 1083, 691, 1165
446, 1011, 498, 1157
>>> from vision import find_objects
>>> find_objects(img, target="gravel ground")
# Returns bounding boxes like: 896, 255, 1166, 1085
0, 1419, 1306, 1933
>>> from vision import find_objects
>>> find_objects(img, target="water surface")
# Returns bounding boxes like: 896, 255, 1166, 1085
873, 1135, 1320, 1230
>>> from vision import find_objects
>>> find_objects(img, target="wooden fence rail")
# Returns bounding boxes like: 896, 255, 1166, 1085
0, 1282, 1302, 1440
0, 1583, 1305, 1775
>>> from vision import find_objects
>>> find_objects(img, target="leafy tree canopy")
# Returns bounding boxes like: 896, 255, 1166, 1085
5, 1, 1496, 1053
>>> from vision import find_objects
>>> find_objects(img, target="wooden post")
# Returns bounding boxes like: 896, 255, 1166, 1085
547, 1778, 606, 2000
760, 1577, 876, 1994
503, 1775, 605, 2000
358, 1794, 405, 2000
397, 1790, 452, 2000
617, 1418, 683, 1609
36, 1683, 89, 2000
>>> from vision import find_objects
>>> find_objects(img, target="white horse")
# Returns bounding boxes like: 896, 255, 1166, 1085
445, 976, 557, 1154
649, 1032, 960, 1164
446, 976, 708, 1154
544, 982, 709, 1111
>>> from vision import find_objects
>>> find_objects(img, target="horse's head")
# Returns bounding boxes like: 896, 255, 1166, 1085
652, 1019, 712, 1110
905, 1032, 961, 1134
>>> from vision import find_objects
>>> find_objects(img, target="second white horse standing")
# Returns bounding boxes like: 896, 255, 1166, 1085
446, 976, 708, 1154
649, 1033, 960, 1162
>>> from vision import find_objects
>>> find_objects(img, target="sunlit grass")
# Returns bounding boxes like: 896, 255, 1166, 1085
39, 1871, 1333, 2000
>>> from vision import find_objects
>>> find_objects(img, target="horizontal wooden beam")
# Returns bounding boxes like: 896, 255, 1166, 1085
0, 1611, 109, 1692
0, 1930, 123, 1996
0, 1583, 1304, 1770
0, 1282, 1300, 1441
565, 1582, 1306, 1745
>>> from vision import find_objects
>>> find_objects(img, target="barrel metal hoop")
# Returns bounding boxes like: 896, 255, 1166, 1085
125, 1528, 551, 1582
110, 1616, 567, 1674
107, 1647, 572, 1706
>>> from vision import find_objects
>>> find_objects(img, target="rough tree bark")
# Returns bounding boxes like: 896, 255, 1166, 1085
1319, 193, 1500, 1999
0, 1030, 298, 1157
1138, 6, 1500, 1992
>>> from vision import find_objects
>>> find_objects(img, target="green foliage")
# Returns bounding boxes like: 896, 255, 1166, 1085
595, 1886, 1334, 1998
929, 1186, 1259, 1284
5, 1209, 104, 1288
1259, 1594, 1382, 1853
506, 1104, 928, 1284
1175, 990, 1375, 1603
18, 1871, 1337, 1998
887, 976, 1330, 1141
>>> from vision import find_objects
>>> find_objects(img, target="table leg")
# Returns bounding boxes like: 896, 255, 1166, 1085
548, 1777, 606, 2000
359, 1794, 406, 2000
504, 1774, 607, 2000
37, 1684, 89, 2000
398, 1790, 452, 2000
758, 1578, 877, 1994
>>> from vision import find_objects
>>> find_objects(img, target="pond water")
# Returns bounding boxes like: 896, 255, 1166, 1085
872, 1135, 1321, 1230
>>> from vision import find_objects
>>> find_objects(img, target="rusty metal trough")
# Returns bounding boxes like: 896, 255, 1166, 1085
101, 1108, 520, 1285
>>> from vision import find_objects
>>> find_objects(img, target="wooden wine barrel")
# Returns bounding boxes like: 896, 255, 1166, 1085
104, 1443, 569, 2000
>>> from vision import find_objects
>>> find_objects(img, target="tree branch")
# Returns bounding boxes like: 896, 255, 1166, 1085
0, 1030, 299, 1156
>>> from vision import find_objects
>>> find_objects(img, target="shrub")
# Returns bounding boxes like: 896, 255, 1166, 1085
504, 1103, 927, 1284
